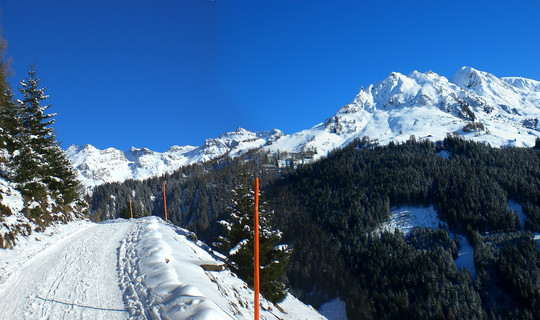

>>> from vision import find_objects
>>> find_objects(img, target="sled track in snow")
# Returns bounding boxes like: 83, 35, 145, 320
118, 220, 155, 319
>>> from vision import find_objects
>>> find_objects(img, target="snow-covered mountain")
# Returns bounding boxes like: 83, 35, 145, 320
66, 128, 283, 190
68, 67, 540, 190
264, 66, 540, 156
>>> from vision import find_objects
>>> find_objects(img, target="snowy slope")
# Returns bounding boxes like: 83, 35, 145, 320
377, 206, 444, 236
0, 176, 80, 249
0, 216, 325, 320
0, 177, 31, 249
68, 67, 540, 189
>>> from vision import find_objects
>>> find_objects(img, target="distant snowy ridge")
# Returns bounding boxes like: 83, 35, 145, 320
66, 128, 283, 190
68, 67, 540, 189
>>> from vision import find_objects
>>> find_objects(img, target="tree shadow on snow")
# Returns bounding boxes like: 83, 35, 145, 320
36, 296, 128, 313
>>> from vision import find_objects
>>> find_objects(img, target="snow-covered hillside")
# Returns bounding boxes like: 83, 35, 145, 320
0, 216, 325, 320
0, 177, 28, 248
68, 67, 540, 189
0, 176, 81, 249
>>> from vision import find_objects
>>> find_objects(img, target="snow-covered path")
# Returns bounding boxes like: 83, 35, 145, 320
0, 217, 325, 320
0, 220, 130, 319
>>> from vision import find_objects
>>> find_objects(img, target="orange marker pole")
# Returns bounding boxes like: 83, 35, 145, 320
163, 181, 168, 222
129, 196, 133, 219
254, 177, 260, 320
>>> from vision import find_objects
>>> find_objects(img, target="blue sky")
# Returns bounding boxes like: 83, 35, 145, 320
1, 0, 539, 151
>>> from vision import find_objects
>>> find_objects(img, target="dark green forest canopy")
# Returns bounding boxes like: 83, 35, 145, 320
90, 137, 540, 319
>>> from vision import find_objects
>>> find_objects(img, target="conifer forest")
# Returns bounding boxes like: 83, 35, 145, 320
90, 137, 540, 319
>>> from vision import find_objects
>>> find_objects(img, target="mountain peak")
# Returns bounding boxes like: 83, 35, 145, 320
215, 127, 255, 141
167, 145, 197, 153
66, 144, 99, 155
234, 127, 249, 133
128, 146, 153, 154
389, 71, 406, 78
81, 144, 98, 151
458, 65, 479, 73
450, 66, 496, 89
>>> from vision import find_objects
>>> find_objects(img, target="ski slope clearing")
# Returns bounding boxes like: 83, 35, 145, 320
377, 206, 444, 236
0, 217, 324, 320
376, 206, 477, 278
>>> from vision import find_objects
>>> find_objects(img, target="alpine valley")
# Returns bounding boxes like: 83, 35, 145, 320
68, 66, 540, 190
3, 3, 540, 319
2, 65, 540, 320
73, 66, 540, 319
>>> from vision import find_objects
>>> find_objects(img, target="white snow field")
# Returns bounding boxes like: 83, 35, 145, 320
318, 298, 347, 320
0, 216, 325, 320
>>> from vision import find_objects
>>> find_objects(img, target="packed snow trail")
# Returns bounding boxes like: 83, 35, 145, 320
0, 220, 130, 319
0, 217, 326, 320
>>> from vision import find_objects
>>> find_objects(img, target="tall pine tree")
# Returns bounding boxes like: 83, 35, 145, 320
216, 173, 291, 303
14, 65, 80, 205
0, 31, 22, 179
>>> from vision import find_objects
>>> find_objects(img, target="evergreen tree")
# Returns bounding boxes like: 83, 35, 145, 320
216, 173, 291, 303
0, 31, 22, 179
12, 66, 51, 199
43, 145, 80, 204
13, 65, 80, 205
18, 65, 55, 148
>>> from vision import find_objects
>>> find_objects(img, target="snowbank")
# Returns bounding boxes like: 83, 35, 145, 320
0, 215, 325, 319
123, 216, 325, 320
